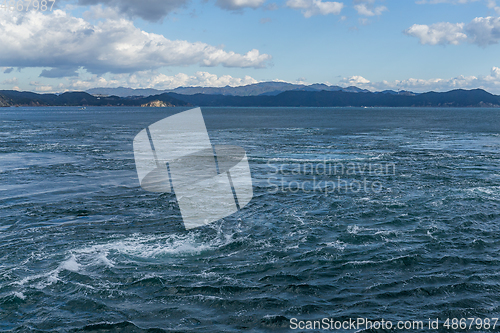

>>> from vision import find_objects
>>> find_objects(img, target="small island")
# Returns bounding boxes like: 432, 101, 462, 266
140, 100, 175, 107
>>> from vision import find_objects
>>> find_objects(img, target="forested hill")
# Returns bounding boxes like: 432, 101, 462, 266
0, 91, 190, 107
1, 88, 499, 108
169, 89, 500, 107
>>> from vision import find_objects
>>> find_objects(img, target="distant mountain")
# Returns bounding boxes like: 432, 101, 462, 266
1, 88, 498, 108
86, 82, 375, 97
0, 90, 190, 107
170, 82, 302, 96
86, 87, 164, 98
166, 88, 500, 107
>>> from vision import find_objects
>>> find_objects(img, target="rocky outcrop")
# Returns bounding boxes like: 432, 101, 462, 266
140, 100, 174, 107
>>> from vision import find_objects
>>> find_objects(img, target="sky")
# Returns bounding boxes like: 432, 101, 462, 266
1, 0, 500, 93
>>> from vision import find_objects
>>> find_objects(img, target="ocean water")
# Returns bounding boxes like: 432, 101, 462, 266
1, 107, 500, 332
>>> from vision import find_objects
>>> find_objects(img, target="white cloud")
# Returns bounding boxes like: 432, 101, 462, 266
140, 71, 259, 90
405, 16, 500, 46
0, 9, 271, 76
466, 16, 500, 45
338, 67, 500, 93
339, 75, 370, 86
286, 0, 344, 17
486, 0, 500, 13
8, 68, 500, 95
29, 81, 54, 92
215, 0, 266, 10
405, 22, 467, 45
62, 67, 500, 94
1, 77, 18, 85
354, 3, 387, 16
51, 71, 260, 92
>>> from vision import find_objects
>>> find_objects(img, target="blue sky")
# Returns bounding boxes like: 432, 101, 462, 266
2, 0, 500, 93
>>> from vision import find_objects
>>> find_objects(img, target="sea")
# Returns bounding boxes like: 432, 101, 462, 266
1, 106, 500, 332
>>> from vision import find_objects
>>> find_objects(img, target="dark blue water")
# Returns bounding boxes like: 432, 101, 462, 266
2, 107, 500, 332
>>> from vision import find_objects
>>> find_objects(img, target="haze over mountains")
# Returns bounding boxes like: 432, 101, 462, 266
86, 82, 375, 97
1, 82, 499, 108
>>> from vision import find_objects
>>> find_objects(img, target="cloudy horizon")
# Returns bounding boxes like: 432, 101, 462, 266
2, 0, 500, 94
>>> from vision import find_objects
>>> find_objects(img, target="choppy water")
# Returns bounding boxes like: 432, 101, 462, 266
2, 107, 500, 332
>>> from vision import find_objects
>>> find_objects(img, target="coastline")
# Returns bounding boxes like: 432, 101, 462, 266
2, 88, 500, 108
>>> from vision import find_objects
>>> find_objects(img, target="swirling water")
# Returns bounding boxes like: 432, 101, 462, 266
1, 107, 500, 332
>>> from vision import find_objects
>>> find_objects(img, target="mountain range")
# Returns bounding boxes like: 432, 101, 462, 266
0, 84, 499, 108
86, 82, 374, 97
0, 90, 190, 107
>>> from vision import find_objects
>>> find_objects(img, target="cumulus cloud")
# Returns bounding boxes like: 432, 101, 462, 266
352, 0, 387, 18
286, 0, 344, 18
407, 0, 500, 46
1, 77, 18, 85
486, 0, 500, 14
29, 81, 54, 92
466, 16, 500, 45
3, 68, 14, 74
0, 9, 271, 76
405, 22, 467, 45
340, 75, 370, 86
338, 67, 500, 93
54, 71, 260, 92
59, 68, 500, 94
353, 0, 387, 16
215, 0, 266, 10
354, 3, 387, 15
76, 0, 188, 21
405, 16, 500, 46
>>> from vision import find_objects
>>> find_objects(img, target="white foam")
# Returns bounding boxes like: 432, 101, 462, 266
109, 233, 214, 258
61, 255, 80, 272
466, 186, 500, 195
347, 225, 361, 234
11, 229, 238, 290
12, 292, 25, 300
13, 254, 80, 290
96, 252, 114, 268
14, 267, 61, 290
72, 229, 232, 266
325, 240, 346, 251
